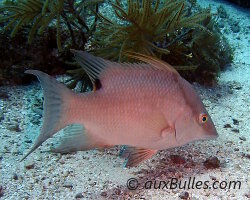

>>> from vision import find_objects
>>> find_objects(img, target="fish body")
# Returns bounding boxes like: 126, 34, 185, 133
22, 51, 218, 167
78, 68, 181, 149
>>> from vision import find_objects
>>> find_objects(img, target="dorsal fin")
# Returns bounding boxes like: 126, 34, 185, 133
71, 50, 179, 90
71, 50, 145, 89
125, 51, 179, 75
71, 50, 112, 87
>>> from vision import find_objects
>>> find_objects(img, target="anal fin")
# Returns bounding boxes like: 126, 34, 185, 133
120, 147, 157, 168
51, 124, 103, 153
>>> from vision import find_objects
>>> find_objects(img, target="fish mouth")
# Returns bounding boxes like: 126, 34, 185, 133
202, 132, 219, 140
204, 123, 219, 140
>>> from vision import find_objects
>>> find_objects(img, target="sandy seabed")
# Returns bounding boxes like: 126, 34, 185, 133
0, 0, 249, 199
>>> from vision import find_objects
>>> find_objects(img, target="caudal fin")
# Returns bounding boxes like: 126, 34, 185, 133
21, 70, 76, 161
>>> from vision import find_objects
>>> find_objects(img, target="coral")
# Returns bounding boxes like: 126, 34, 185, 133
67, 0, 232, 88
191, 18, 233, 81
91, 0, 211, 62
88, 0, 233, 85
0, 0, 103, 86
217, 5, 228, 19
0, 28, 67, 86
162, 14, 234, 85
0, 0, 104, 51
0, 0, 234, 88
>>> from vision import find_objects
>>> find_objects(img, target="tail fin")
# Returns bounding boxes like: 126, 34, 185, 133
21, 70, 76, 161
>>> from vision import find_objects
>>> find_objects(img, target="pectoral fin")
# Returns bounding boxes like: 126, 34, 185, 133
120, 147, 157, 168
161, 126, 176, 139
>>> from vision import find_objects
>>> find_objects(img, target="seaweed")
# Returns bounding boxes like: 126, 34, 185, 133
0, 0, 104, 52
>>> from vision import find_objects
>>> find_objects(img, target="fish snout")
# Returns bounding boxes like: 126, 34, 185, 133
204, 125, 219, 140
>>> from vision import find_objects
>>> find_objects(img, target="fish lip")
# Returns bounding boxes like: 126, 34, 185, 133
204, 133, 219, 140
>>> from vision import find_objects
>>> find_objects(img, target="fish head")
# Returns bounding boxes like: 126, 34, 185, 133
174, 77, 218, 146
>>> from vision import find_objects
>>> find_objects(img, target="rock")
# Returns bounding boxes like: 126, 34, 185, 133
25, 163, 35, 170
231, 128, 239, 133
101, 191, 107, 197
217, 6, 228, 19
228, 81, 242, 90
13, 173, 18, 180
184, 162, 195, 168
216, 93, 222, 98
168, 168, 177, 173
217, 21, 225, 29
114, 188, 121, 195
242, 153, 250, 159
245, 193, 250, 198
231, 24, 241, 33
0, 91, 9, 99
170, 155, 186, 164
0, 185, 4, 197
0, 112, 4, 122
32, 107, 43, 116
234, 86, 242, 90
234, 148, 239, 151
59, 159, 65, 164
232, 119, 239, 125
239, 136, 246, 141
210, 175, 216, 181
223, 124, 232, 128
63, 182, 73, 189
75, 192, 84, 198
228, 89, 233, 94
30, 117, 40, 125
6, 123, 21, 132
204, 157, 220, 169
179, 191, 189, 199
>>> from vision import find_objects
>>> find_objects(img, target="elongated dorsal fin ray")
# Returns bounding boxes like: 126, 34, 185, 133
71, 50, 144, 75
71, 50, 178, 91
125, 51, 179, 75
71, 50, 109, 86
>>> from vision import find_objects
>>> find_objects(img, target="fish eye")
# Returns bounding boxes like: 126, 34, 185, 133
199, 113, 208, 124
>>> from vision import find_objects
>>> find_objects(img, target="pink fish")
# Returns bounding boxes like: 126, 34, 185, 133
21, 51, 218, 167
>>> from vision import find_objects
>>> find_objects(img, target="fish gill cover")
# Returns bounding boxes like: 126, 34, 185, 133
0, 0, 233, 87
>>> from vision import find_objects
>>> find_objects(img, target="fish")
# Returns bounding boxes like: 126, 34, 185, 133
21, 50, 218, 167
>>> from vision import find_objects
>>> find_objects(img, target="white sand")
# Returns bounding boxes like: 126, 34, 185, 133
0, 0, 249, 199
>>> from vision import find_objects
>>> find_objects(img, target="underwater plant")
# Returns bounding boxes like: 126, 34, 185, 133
87, 0, 233, 86
0, 0, 104, 51
66, 0, 213, 90
91, 0, 211, 62
67, 0, 232, 88
184, 16, 234, 85
0, 0, 233, 88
